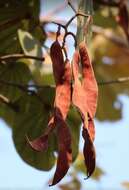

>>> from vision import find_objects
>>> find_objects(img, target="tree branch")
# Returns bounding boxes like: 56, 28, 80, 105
40, 15, 129, 49
0, 76, 129, 91
68, 0, 77, 13
98, 77, 129, 85
0, 54, 45, 63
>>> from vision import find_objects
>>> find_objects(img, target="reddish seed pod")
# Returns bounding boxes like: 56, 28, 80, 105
50, 40, 65, 85
27, 41, 67, 151
50, 58, 72, 186
72, 41, 98, 178
50, 118, 72, 186
54, 59, 71, 120
27, 38, 98, 184
27, 40, 72, 185
82, 127, 96, 178
79, 42, 98, 119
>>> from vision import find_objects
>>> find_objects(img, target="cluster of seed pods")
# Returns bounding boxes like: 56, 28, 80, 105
27, 36, 98, 186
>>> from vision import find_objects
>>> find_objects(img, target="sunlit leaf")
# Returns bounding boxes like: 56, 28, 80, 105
18, 29, 42, 66
18, 29, 44, 83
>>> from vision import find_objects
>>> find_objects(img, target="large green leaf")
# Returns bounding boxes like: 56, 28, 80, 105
12, 89, 56, 170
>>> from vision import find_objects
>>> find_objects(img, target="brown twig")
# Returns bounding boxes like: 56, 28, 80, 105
42, 15, 129, 50
66, 13, 90, 28
67, 0, 77, 13
63, 32, 77, 47
0, 54, 45, 62
98, 77, 129, 85
0, 76, 129, 91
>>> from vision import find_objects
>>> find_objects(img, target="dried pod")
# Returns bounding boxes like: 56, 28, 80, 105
82, 127, 96, 178
50, 40, 65, 85
72, 41, 98, 178
50, 117, 72, 186
27, 40, 72, 185
79, 42, 98, 119
50, 57, 72, 185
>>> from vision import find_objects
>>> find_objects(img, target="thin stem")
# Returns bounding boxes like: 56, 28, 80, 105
0, 77, 129, 90
98, 77, 129, 85
67, 0, 77, 13
63, 32, 77, 47
0, 54, 45, 62
66, 13, 90, 28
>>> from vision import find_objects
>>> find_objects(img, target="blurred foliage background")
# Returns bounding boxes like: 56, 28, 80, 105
0, 0, 129, 189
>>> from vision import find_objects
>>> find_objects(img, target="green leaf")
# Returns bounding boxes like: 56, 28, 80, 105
12, 88, 56, 170
18, 29, 43, 83
18, 29, 42, 66
0, 102, 16, 127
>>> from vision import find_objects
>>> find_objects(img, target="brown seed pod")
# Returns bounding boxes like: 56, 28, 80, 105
27, 40, 72, 185
72, 41, 98, 178
50, 116, 72, 186
79, 42, 98, 119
